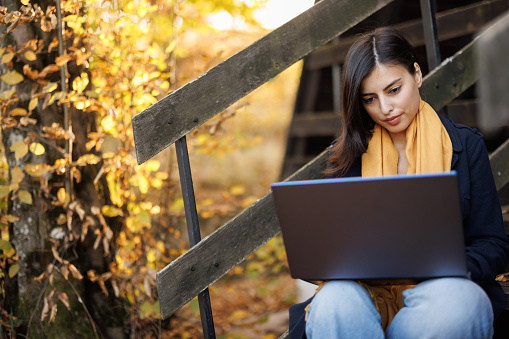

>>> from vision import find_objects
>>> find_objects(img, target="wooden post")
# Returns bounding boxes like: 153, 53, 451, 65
175, 136, 216, 338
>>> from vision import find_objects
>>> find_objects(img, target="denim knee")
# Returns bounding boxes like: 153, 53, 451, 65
306, 280, 384, 339
387, 278, 493, 339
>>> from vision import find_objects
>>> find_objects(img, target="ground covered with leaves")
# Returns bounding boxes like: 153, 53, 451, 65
163, 273, 297, 339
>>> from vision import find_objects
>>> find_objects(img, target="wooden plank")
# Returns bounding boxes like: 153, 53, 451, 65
156, 35, 483, 319
307, 0, 509, 70
132, 0, 394, 164
490, 138, 509, 191
478, 10, 509, 132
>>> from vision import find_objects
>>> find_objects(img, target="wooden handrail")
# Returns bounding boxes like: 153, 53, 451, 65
156, 29, 509, 319
132, 0, 394, 164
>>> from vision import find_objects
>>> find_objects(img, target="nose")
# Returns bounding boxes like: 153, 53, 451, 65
379, 96, 393, 115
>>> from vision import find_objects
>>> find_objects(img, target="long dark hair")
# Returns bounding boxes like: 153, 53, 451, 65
325, 27, 418, 175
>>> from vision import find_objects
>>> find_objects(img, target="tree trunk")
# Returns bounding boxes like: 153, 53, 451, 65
1, 1, 126, 337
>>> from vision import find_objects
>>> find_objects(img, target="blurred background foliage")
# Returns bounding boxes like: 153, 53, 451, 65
0, 0, 304, 337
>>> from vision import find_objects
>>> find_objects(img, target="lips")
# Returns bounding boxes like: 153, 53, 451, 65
385, 114, 402, 126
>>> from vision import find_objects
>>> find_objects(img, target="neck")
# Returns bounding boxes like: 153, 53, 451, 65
389, 130, 406, 150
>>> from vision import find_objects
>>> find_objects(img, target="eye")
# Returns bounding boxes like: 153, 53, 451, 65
389, 86, 401, 94
363, 97, 375, 104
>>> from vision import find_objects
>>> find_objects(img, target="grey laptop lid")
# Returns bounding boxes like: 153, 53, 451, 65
271, 172, 467, 282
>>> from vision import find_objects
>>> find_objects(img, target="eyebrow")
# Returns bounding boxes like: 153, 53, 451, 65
361, 78, 402, 96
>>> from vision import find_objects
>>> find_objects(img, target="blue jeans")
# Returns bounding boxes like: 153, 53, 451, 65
305, 278, 493, 339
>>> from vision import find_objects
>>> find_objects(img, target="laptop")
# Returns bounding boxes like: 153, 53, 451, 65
271, 171, 468, 282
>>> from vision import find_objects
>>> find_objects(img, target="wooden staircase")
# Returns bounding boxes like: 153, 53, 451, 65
131, 0, 509, 337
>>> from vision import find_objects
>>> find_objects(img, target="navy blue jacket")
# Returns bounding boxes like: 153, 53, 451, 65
288, 112, 509, 339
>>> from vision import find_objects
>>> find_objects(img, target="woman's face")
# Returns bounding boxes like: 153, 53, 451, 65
360, 62, 422, 140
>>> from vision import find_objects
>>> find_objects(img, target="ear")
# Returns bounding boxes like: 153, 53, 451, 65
414, 62, 423, 88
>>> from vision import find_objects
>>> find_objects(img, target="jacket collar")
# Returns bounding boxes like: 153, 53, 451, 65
437, 111, 462, 169
437, 111, 462, 153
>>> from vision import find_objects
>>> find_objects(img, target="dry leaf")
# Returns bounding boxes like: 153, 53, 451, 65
102, 237, 109, 255
23, 64, 39, 80
1, 71, 23, 85
2, 117, 18, 130
49, 304, 57, 323
8, 264, 19, 278
24, 50, 36, 61
60, 264, 69, 280
144, 277, 151, 298
18, 190, 32, 205
57, 187, 70, 206
51, 245, 63, 263
55, 54, 72, 66
34, 272, 46, 283
4, 214, 19, 223
20, 117, 37, 126
28, 97, 38, 111
93, 232, 101, 250
1, 52, 14, 64
24, 163, 51, 177
99, 280, 108, 296
75, 203, 85, 220
29, 142, 45, 155
41, 297, 50, 321
39, 64, 59, 78
58, 293, 71, 310
76, 154, 101, 166
48, 37, 59, 53
10, 108, 27, 116
11, 166, 23, 184
10, 141, 28, 160
56, 214, 67, 225
111, 279, 120, 297
68, 264, 83, 280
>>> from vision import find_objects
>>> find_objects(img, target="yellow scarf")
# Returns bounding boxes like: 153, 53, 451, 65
362, 99, 452, 176
359, 99, 453, 329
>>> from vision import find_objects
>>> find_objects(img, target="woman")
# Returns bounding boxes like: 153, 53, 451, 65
289, 27, 509, 339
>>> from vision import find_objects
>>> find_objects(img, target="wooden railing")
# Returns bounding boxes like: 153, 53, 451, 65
132, 0, 509, 337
